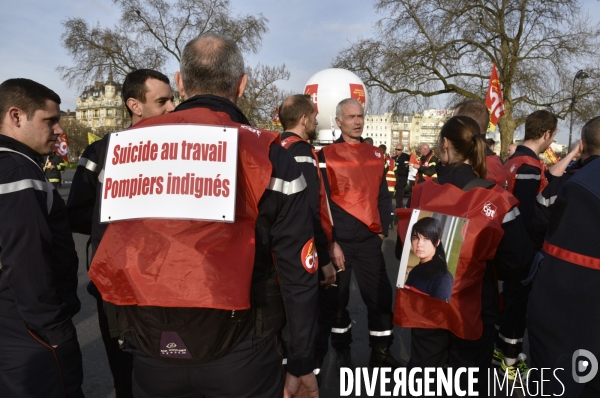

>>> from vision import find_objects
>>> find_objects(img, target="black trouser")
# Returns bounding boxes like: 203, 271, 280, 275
496, 279, 531, 359
89, 282, 134, 397
330, 235, 395, 350
408, 324, 495, 396
131, 335, 284, 398
395, 184, 407, 208
315, 283, 336, 368
0, 315, 84, 398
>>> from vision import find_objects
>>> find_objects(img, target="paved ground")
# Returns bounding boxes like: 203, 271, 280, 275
57, 170, 523, 398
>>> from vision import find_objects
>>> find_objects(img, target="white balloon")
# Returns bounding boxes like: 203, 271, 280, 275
304, 68, 368, 142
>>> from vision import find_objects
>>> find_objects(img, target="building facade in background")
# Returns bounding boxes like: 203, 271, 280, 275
364, 109, 452, 154
75, 73, 130, 130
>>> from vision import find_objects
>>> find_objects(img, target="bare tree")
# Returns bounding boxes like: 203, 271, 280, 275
238, 63, 292, 129
59, 0, 268, 89
333, 0, 600, 156
59, 0, 292, 128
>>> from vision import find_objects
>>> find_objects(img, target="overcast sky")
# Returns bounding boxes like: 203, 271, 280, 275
1, 0, 599, 144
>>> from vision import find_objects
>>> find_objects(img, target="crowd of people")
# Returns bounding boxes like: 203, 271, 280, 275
0, 32, 598, 398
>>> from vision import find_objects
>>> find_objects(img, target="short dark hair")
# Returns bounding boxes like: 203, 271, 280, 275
122, 69, 170, 117
411, 217, 442, 244
524, 110, 557, 141
0, 78, 61, 129
279, 94, 315, 131
454, 100, 490, 135
486, 138, 495, 148
180, 33, 244, 99
379, 144, 387, 153
581, 116, 600, 155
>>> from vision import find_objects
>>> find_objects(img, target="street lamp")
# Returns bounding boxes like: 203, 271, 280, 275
568, 69, 589, 150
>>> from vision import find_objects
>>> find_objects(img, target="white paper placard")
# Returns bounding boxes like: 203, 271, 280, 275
100, 124, 238, 223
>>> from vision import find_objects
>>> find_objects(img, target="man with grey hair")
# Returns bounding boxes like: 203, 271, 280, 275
88, 33, 319, 397
317, 98, 400, 369
413, 142, 439, 184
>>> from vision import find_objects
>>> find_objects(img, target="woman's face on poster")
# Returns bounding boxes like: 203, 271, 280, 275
411, 233, 438, 263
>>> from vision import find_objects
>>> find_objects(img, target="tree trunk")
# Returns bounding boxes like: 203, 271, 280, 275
498, 100, 516, 161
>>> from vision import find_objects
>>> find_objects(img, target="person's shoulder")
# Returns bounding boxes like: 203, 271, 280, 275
268, 143, 301, 180
0, 153, 42, 183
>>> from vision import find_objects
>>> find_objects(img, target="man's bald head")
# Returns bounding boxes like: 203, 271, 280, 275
179, 33, 245, 100
454, 100, 490, 135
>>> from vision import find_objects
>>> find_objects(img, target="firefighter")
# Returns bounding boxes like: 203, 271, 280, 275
44, 151, 68, 188
279, 94, 335, 380
527, 155, 600, 396
88, 34, 318, 397
0, 79, 83, 397
395, 115, 532, 395
497, 110, 558, 379
66, 69, 175, 398
317, 98, 400, 369
393, 144, 410, 208
413, 143, 438, 184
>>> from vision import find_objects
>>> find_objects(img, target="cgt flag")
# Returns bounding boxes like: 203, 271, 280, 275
544, 146, 559, 164
272, 107, 281, 126
54, 134, 69, 162
409, 150, 420, 168
485, 64, 506, 132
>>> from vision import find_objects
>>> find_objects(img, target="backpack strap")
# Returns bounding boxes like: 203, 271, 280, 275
462, 178, 495, 191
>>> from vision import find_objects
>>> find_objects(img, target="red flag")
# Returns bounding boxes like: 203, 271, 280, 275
272, 107, 281, 126
544, 146, 559, 164
54, 135, 69, 162
485, 64, 506, 132
304, 84, 319, 113
409, 150, 420, 168
349, 83, 366, 107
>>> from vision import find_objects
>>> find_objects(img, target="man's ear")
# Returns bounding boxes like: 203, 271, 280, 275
174, 72, 186, 99
335, 117, 342, 128
235, 74, 248, 99
126, 98, 142, 118
6, 107, 24, 128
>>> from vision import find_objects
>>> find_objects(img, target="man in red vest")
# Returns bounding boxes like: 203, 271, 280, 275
88, 34, 318, 397
414, 143, 439, 184
453, 100, 506, 187
279, 94, 335, 379
317, 98, 400, 369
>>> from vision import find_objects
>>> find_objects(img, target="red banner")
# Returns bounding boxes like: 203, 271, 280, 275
349, 84, 366, 107
485, 64, 506, 132
409, 150, 420, 168
304, 84, 319, 113
272, 107, 281, 126
544, 146, 559, 164
54, 134, 69, 162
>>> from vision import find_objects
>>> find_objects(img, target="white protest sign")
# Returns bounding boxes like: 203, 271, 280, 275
100, 124, 238, 223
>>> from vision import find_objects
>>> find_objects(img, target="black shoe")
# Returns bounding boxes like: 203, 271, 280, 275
369, 347, 402, 369
336, 348, 354, 369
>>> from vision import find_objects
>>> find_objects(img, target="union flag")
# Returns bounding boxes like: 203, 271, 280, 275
485, 64, 506, 132
409, 150, 420, 168
350, 84, 366, 107
54, 134, 69, 162
304, 84, 319, 113
544, 146, 559, 164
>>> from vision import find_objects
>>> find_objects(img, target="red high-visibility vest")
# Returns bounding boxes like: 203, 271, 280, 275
504, 155, 548, 194
89, 108, 279, 310
394, 180, 518, 340
321, 142, 384, 233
